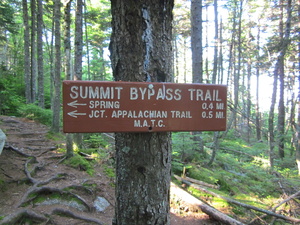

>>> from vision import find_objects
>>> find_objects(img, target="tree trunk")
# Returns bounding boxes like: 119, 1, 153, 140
37, 0, 44, 108
51, 0, 61, 133
295, 0, 300, 174
277, 0, 292, 159
246, 53, 251, 143
30, 0, 37, 103
73, 0, 84, 149
63, 0, 73, 157
74, 0, 83, 81
212, 0, 218, 84
22, 0, 31, 104
64, 0, 72, 81
296, 76, 300, 174
191, 0, 204, 155
277, 58, 285, 158
255, 24, 262, 141
110, 0, 174, 224
234, 0, 243, 129
191, 0, 202, 84
269, 67, 278, 168
225, 0, 237, 133
270, 0, 292, 164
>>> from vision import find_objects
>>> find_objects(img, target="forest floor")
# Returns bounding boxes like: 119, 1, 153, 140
0, 115, 219, 225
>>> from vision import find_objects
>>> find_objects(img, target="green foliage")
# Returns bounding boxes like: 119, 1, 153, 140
0, 72, 25, 115
17, 104, 52, 126
84, 134, 109, 148
172, 132, 199, 163
172, 131, 300, 223
0, 1, 17, 36
46, 131, 64, 142
187, 166, 218, 185
64, 154, 94, 176
104, 165, 115, 179
83, 0, 112, 81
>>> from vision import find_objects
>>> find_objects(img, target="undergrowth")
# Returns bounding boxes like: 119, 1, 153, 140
63, 134, 114, 178
17, 104, 53, 126
64, 154, 94, 176
171, 131, 300, 222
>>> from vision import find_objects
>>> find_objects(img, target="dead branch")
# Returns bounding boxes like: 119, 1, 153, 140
79, 151, 95, 160
174, 175, 300, 223
51, 208, 104, 224
272, 190, 300, 211
170, 182, 245, 225
0, 209, 47, 225
220, 147, 255, 158
182, 175, 219, 189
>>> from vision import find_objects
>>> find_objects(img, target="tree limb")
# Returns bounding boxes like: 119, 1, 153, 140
272, 190, 300, 211
174, 175, 300, 223
182, 175, 219, 189
170, 182, 245, 225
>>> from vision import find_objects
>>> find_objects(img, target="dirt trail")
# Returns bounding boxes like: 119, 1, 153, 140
0, 115, 216, 224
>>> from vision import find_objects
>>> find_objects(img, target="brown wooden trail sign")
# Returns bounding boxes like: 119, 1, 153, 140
63, 81, 227, 133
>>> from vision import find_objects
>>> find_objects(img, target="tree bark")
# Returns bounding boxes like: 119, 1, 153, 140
270, 0, 292, 165
110, 1, 174, 224
191, 0, 202, 84
22, 0, 31, 104
190, 0, 204, 155
73, 0, 84, 149
277, 0, 292, 159
74, 0, 83, 81
63, 0, 73, 158
64, 0, 72, 81
37, 0, 44, 108
212, 0, 218, 84
51, 0, 61, 133
255, 24, 262, 141
296, 1, 300, 174
30, 0, 37, 103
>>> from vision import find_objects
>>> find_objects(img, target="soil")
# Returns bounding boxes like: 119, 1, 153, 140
0, 115, 218, 225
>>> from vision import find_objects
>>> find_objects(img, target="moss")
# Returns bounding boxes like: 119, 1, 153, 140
104, 165, 115, 179
0, 179, 6, 192
64, 154, 94, 176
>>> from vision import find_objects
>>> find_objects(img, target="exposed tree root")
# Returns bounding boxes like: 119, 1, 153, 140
63, 184, 94, 195
24, 156, 40, 184
38, 173, 68, 186
3, 145, 32, 157
0, 209, 47, 225
18, 186, 92, 212
51, 208, 104, 224
35, 147, 57, 157
0, 207, 106, 225
0, 117, 110, 225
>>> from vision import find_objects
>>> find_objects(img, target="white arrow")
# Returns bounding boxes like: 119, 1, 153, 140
68, 110, 86, 118
67, 100, 87, 108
